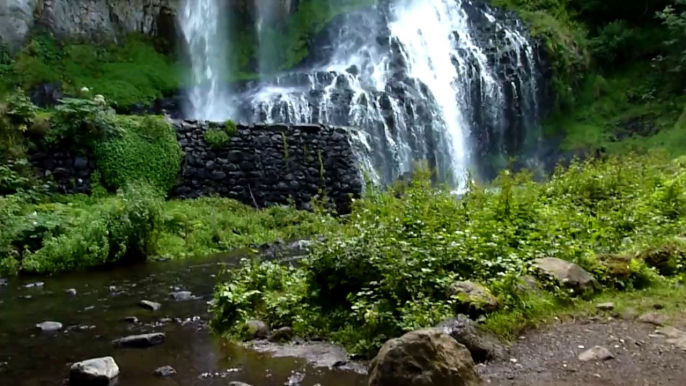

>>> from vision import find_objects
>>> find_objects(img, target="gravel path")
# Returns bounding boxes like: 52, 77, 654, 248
480, 317, 686, 385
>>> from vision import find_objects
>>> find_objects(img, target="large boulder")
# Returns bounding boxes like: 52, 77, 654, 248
69, 357, 119, 386
533, 257, 600, 295
368, 328, 481, 386
436, 315, 504, 362
447, 281, 499, 314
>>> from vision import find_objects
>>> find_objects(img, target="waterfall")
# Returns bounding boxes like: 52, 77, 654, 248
190, 0, 544, 186
179, 0, 232, 121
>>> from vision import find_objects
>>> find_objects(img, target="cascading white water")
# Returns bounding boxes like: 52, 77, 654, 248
233, 0, 543, 186
179, 0, 231, 121
389, 0, 485, 186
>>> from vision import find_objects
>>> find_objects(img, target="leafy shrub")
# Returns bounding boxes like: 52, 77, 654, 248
204, 129, 230, 149
225, 120, 238, 137
94, 116, 182, 194
658, 0, 686, 85
47, 97, 119, 147
213, 153, 686, 356
1, 184, 162, 275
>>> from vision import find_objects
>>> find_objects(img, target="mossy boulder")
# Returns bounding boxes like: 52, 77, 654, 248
447, 281, 499, 315
639, 244, 682, 276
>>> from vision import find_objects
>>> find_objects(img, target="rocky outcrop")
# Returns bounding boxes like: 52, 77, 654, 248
0, 0, 178, 51
0, 0, 38, 51
368, 328, 481, 386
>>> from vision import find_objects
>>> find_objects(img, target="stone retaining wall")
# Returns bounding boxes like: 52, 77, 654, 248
29, 121, 364, 211
172, 121, 363, 211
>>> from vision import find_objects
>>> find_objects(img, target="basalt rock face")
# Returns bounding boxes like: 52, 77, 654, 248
231, 0, 551, 186
172, 121, 363, 212
0, 0, 179, 51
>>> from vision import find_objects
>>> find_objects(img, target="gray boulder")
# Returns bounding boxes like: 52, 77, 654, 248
533, 257, 600, 294
70, 357, 119, 386
436, 315, 504, 362
368, 328, 481, 386
112, 333, 165, 348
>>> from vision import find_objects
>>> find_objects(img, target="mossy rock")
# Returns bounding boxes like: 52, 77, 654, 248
639, 244, 682, 277
448, 281, 499, 316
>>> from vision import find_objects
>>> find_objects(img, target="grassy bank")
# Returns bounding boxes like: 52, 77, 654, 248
211, 153, 686, 356
0, 189, 337, 276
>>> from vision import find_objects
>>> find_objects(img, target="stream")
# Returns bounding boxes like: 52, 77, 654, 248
0, 253, 366, 385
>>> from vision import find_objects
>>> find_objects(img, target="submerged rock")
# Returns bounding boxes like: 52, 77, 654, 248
70, 357, 119, 386
25, 282, 44, 289
533, 257, 600, 294
123, 316, 139, 324
65, 288, 77, 296
368, 328, 481, 386
448, 281, 499, 314
138, 300, 161, 311
170, 291, 193, 301
0, 278, 7, 287
436, 315, 504, 362
112, 333, 165, 348
154, 365, 176, 377
229, 382, 254, 386
36, 321, 63, 332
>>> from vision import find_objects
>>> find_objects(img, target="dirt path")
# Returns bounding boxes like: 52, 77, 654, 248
480, 317, 686, 386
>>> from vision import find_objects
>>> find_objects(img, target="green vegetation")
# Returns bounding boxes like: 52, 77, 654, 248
212, 154, 686, 356
1, 34, 179, 107
95, 116, 182, 194
0, 188, 333, 275
204, 129, 231, 149
497, 0, 686, 156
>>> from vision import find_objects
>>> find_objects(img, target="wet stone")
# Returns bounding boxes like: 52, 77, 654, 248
154, 365, 176, 377
65, 288, 77, 296
138, 300, 161, 311
123, 316, 139, 324
112, 333, 165, 348
25, 282, 44, 289
0, 278, 7, 287
170, 291, 193, 301
36, 321, 63, 332
70, 357, 119, 386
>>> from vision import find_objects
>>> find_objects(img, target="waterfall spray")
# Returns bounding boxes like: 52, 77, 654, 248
179, 0, 232, 121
